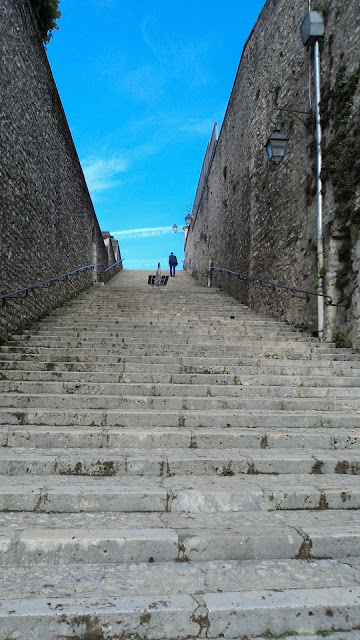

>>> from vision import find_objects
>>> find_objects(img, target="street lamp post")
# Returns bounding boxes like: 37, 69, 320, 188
173, 212, 194, 249
301, 11, 325, 341
265, 11, 325, 340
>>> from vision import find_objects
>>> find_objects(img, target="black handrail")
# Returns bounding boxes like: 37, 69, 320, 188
1, 263, 100, 306
104, 258, 124, 273
182, 262, 209, 278
183, 261, 333, 305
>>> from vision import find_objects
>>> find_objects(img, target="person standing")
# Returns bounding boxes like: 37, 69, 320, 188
169, 252, 178, 277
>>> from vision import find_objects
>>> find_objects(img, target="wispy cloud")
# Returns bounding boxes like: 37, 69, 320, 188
112, 226, 177, 240
140, 16, 208, 83
180, 118, 216, 136
81, 156, 128, 193
123, 66, 166, 103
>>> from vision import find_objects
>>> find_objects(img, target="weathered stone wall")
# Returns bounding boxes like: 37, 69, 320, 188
185, 0, 360, 347
0, 0, 122, 339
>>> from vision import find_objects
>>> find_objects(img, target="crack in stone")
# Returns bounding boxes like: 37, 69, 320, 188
34, 487, 48, 513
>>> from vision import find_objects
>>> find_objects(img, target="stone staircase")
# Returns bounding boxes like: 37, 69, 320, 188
0, 269, 360, 640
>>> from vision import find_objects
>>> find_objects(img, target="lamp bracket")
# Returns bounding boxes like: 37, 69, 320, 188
269, 107, 312, 127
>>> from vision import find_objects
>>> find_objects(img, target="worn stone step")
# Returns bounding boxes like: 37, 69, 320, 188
2, 426, 359, 451
0, 446, 359, 477
0, 338, 335, 352
0, 581, 360, 639
0, 519, 305, 566
1, 379, 360, 400
2, 351, 360, 372
14, 327, 300, 342
2, 510, 359, 566
33, 327, 300, 339
1, 391, 358, 412
1, 407, 359, 428
19, 329, 300, 342
2, 348, 333, 364
1, 473, 359, 513
2, 354, 360, 376
1, 508, 358, 556
2, 369, 360, 390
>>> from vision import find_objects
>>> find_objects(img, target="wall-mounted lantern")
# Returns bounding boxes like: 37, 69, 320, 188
185, 213, 193, 226
172, 224, 178, 233
300, 11, 325, 46
265, 129, 289, 163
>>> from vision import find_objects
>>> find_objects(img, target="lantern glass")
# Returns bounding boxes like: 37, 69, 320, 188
185, 214, 193, 226
173, 224, 178, 233
266, 130, 289, 163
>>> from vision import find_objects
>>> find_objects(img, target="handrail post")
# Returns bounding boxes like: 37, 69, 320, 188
207, 260, 213, 288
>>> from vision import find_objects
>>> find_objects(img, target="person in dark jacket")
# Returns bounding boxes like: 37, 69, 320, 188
169, 252, 178, 277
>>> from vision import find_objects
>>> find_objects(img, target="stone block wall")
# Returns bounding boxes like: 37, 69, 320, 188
0, 0, 122, 339
185, 0, 360, 347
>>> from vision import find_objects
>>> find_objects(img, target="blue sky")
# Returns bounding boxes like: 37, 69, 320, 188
47, 0, 266, 270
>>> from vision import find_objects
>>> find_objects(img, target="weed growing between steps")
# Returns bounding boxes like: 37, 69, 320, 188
262, 631, 299, 639
333, 330, 351, 348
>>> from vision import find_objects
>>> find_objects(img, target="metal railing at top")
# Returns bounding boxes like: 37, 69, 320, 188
182, 262, 209, 278
182, 261, 334, 305
104, 258, 124, 273
1, 262, 105, 307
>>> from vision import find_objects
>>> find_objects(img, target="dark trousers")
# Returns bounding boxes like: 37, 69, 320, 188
170, 265, 176, 276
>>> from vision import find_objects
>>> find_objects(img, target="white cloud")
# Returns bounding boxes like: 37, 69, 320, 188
81, 156, 128, 193
112, 226, 178, 240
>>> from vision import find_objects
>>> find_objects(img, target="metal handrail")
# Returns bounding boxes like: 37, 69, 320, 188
182, 262, 209, 278
1, 263, 100, 306
183, 261, 333, 305
104, 258, 124, 273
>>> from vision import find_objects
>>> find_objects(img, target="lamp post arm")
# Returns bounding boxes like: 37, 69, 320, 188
268, 107, 312, 127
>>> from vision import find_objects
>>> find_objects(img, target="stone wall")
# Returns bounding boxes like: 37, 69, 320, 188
185, 0, 360, 347
0, 0, 122, 339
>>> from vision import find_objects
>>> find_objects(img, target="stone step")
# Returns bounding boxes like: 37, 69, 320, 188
1, 391, 358, 411
1, 510, 360, 566
1, 407, 359, 428
12, 336, 311, 349
15, 326, 300, 339
0, 505, 356, 531
2, 368, 360, 388
2, 426, 360, 451
27, 315, 299, 324
37, 317, 295, 328
1, 338, 342, 352
1, 510, 360, 565
2, 345, 333, 361
1, 379, 359, 398
34, 328, 309, 340
1, 562, 360, 639
1, 473, 359, 512
2, 353, 360, 374
0, 446, 359, 477
22, 322, 300, 333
